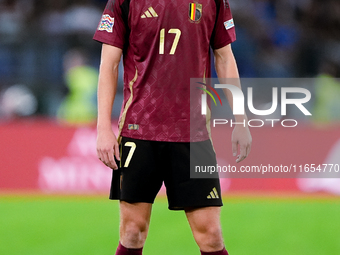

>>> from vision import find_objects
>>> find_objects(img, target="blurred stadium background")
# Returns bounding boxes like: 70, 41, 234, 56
1, 0, 340, 254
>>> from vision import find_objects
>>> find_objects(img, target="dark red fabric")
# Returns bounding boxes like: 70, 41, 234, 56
115, 242, 143, 255
201, 247, 229, 255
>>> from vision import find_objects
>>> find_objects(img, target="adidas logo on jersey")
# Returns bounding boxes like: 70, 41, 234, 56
141, 7, 158, 18
207, 187, 220, 199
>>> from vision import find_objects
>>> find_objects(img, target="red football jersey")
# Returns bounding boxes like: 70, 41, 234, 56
94, 0, 236, 142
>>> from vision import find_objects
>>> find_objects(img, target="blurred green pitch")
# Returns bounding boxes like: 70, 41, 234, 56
1, 195, 339, 255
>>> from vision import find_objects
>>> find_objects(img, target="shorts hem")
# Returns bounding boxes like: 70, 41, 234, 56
168, 202, 223, 211
109, 196, 155, 204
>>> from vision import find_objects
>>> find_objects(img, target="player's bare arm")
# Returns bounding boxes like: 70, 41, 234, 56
214, 44, 252, 163
97, 44, 122, 170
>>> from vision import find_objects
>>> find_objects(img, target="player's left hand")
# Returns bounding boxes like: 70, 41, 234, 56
231, 125, 252, 163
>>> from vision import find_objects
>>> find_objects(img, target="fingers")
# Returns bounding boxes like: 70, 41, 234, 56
234, 142, 251, 163
114, 142, 120, 161
97, 146, 119, 170
232, 139, 247, 163
107, 148, 118, 170
232, 126, 252, 163
236, 145, 247, 163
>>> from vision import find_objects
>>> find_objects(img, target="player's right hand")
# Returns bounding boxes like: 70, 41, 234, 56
96, 129, 120, 170
231, 125, 252, 163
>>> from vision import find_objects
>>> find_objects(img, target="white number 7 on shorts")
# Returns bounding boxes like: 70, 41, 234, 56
124, 142, 136, 167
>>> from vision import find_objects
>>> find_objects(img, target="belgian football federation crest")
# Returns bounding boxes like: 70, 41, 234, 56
189, 3, 202, 22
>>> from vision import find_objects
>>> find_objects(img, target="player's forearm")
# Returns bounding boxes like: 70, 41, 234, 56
214, 45, 247, 122
97, 62, 119, 131
97, 44, 122, 131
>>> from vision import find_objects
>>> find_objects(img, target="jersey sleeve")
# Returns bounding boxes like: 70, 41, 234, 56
210, 0, 236, 50
93, 0, 127, 49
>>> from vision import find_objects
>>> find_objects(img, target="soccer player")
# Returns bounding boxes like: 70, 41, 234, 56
94, 0, 252, 254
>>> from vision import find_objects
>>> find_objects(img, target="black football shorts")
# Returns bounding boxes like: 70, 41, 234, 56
109, 137, 223, 210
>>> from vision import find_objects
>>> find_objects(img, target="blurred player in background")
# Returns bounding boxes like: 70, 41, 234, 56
94, 0, 251, 254
57, 48, 98, 125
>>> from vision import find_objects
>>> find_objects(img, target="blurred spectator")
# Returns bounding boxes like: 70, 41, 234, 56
312, 60, 340, 125
0, 0, 33, 42
0, 0, 33, 81
39, 0, 102, 36
57, 48, 98, 125
64, 0, 102, 35
39, 1, 69, 36
232, 0, 300, 77
0, 84, 38, 119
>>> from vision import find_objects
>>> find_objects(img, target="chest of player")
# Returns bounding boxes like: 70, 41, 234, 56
127, 0, 218, 46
